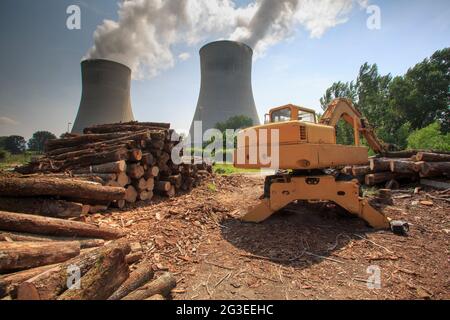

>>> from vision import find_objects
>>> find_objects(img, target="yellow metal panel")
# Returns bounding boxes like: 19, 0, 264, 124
234, 143, 369, 170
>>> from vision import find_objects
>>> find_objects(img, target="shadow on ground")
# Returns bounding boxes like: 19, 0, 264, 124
220, 202, 375, 268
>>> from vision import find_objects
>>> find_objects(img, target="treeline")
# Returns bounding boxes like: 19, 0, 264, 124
320, 48, 449, 151
0, 131, 56, 161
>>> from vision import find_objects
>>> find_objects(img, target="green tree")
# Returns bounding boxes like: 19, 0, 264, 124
407, 122, 450, 151
0, 136, 7, 150
391, 48, 450, 132
4, 135, 26, 154
215, 115, 254, 132
28, 131, 56, 153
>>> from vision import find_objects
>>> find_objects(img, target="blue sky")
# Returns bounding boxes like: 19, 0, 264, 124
0, 0, 449, 138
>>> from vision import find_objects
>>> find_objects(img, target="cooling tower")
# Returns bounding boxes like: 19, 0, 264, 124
71, 59, 134, 134
190, 40, 260, 135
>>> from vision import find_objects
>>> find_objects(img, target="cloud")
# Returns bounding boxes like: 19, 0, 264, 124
86, 0, 367, 78
0, 116, 19, 126
178, 52, 191, 61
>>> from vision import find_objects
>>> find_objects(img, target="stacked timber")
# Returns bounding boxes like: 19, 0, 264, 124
14, 121, 213, 207
0, 236, 176, 300
342, 150, 450, 189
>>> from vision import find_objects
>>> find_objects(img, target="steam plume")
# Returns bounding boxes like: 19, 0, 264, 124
86, 0, 368, 78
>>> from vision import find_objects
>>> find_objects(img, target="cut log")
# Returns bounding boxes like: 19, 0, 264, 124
145, 294, 165, 300
45, 132, 138, 151
390, 160, 418, 174
342, 166, 353, 175
146, 178, 155, 191
416, 152, 450, 162
166, 185, 176, 198
168, 175, 182, 188
125, 252, 143, 265
17, 242, 130, 300
122, 272, 176, 300
88, 205, 108, 214
84, 122, 170, 134
365, 172, 413, 186
351, 166, 371, 176
0, 241, 80, 273
60, 148, 129, 170
73, 173, 117, 181
72, 161, 127, 174
144, 166, 160, 179
138, 191, 150, 201
0, 177, 126, 202
128, 149, 143, 162
108, 261, 154, 300
125, 186, 138, 204
116, 172, 131, 187
420, 179, 450, 190
420, 162, 450, 178
0, 211, 124, 240
369, 158, 391, 172
155, 181, 171, 192
57, 243, 130, 300
0, 232, 105, 249
141, 153, 154, 166
0, 197, 87, 218
127, 164, 145, 180
0, 263, 60, 299
132, 178, 147, 192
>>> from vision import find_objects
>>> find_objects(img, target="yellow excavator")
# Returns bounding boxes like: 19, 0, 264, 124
234, 98, 408, 235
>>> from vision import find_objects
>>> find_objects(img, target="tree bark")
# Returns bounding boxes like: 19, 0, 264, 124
420, 162, 450, 178
0, 241, 80, 273
0, 177, 126, 202
0, 231, 105, 249
0, 197, 88, 218
17, 241, 130, 300
60, 148, 129, 170
57, 243, 130, 300
0, 211, 124, 240
108, 261, 154, 300
365, 172, 413, 186
416, 152, 450, 162
0, 263, 60, 299
351, 166, 371, 177
45, 132, 138, 151
72, 160, 128, 174
125, 186, 138, 203
127, 164, 145, 179
122, 272, 176, 300
369, 158, 391, 172
389, 160, 418, 174
155, 181, 171, 192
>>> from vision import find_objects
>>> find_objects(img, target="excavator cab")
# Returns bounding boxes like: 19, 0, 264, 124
264, 105, 317, 124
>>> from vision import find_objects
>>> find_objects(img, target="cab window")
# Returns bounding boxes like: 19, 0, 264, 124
298, 111, 316, 123
271, 108, 292, 123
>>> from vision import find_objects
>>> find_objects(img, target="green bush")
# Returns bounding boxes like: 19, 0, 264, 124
0, 149, 8, 161
407, 122, 450, 151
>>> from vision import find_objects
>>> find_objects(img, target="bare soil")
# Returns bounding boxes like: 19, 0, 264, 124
86, 174, 449, 300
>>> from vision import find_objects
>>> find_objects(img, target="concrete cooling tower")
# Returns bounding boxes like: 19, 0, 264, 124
71, 59, 134, 134
190, 40, 260, 135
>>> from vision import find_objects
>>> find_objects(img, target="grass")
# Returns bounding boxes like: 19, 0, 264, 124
0, 151, 38, 170
213, 163, 260, 175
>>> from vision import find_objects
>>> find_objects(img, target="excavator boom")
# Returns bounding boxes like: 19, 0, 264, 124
320, 98, 387, 154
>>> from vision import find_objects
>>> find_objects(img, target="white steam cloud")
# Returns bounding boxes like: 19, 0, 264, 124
86, 0, 368, 79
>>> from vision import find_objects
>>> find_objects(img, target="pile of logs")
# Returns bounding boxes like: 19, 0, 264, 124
13, 121, 213, 209
343, 150, 450, 189
0, 215, 176, 300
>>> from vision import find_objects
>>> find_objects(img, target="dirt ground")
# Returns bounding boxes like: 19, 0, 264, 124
87, 174, 450, 300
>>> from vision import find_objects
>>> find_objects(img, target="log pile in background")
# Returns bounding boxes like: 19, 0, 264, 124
343, 150, 450, 189
15, 121, 213, 209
